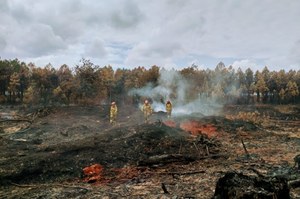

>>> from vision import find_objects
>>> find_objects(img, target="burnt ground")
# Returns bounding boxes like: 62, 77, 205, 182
0, 104, 299, 198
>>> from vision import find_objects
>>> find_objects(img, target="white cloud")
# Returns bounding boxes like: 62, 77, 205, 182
84, 39, 107, 58
0, 0, 299, 71
231, 59, 260, 72
125, 40, 184, 67
110, 1, 143, 29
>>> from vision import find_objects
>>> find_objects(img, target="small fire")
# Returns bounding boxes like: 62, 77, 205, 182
82, 164, 104, 183
163, 120, 177, 127
82, 164, 144, 184
163, 119, 218, 137
180, 121, 217, 137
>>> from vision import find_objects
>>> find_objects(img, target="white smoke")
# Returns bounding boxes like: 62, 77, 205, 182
128, 68, 229, 117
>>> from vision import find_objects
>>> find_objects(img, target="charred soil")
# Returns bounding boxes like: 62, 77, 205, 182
0, 104, 299, 198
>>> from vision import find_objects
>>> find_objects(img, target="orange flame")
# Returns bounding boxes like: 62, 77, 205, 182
180, 121, 217, 137
82, 164, 104, 183
164, 119, 218, 137
163, 120, 177, 127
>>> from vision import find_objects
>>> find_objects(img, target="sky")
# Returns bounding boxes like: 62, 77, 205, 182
1, 0, 300, 72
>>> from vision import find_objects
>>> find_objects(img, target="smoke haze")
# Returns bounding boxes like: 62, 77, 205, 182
128, 68, 236, 117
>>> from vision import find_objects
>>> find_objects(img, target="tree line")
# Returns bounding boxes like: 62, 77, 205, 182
0, 58, 299, 106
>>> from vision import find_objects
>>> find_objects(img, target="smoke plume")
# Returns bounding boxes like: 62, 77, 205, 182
128, 68, 237, 117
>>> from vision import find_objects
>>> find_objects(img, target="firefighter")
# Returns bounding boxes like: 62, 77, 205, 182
166, 100, 172, 118
110, 101, 118, 124
142, 100, 152, 123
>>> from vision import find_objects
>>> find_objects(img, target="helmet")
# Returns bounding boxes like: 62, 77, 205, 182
145, 100, 148, 104
111, 101, 116, 105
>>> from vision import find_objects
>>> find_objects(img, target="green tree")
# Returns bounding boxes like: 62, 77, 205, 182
74, 59, 99, 104
275, 70, 287, 91
31, 63, 58, 105
139, 65, 160, 87
261, 66, 271, 102
279, 88, 285, 104
56, 64, 75, 104
113, 68, 129, 104
267, 71, 278, 104
53, 86, 67, 104
98, 65, 115, 103
23, 86, 36, 106
236, 68, 247, 103
245, 68, 254, 103
7, 72, 20, 103
285, 81, 299, 103
18, 62, 30, 102
180, 65, 201, 100
124, 66, 144, 89
0, 59, 14, 98
255, 72, 269, 103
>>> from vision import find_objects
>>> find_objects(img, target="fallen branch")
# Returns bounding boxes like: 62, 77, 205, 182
241, 139, 250, 158
159, 170, 205, 175
0, 119, 32, 123
193, 142, 201, 157
161, 183, 169, 194
138, 153, 228, 166
248, 168, 266, 178
178, 139, 182, 154
10, 182, 92, 191
289, 179, 300, 188
138, 154, 196, 166
10, 182, 36, 188
205, 144, 210, 156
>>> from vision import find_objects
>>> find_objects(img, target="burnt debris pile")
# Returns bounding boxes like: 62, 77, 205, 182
0, 121, 223, 185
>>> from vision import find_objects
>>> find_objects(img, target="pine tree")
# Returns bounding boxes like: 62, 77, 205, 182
8, 72, 20, 103
286, 81, 299, 103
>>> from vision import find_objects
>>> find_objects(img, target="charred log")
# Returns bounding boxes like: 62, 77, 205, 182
138, 153, 228, 167
289, 179, 300, 189
161, 183, 169, 194
213, 172, 290, 199
294, 154, 300, 170
0, 119, 32, 123
138, 154, 197, 167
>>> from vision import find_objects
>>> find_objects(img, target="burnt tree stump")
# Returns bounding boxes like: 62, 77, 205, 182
212, 172, 290, 199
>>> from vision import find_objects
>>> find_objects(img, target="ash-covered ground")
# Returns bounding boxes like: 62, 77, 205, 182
0, 104, 299, 198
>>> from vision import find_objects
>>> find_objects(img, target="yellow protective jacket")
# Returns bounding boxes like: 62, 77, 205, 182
110, 105, 118, 117
166, 103, 172, 112
142, 103, 152, 116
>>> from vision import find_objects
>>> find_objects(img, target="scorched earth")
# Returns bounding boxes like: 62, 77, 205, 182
0, 104, 299, 198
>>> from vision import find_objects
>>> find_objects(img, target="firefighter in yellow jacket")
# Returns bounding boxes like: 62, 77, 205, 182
166, 100, 172, 118
110, 101, 118, 124
142, 100, 152, 123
